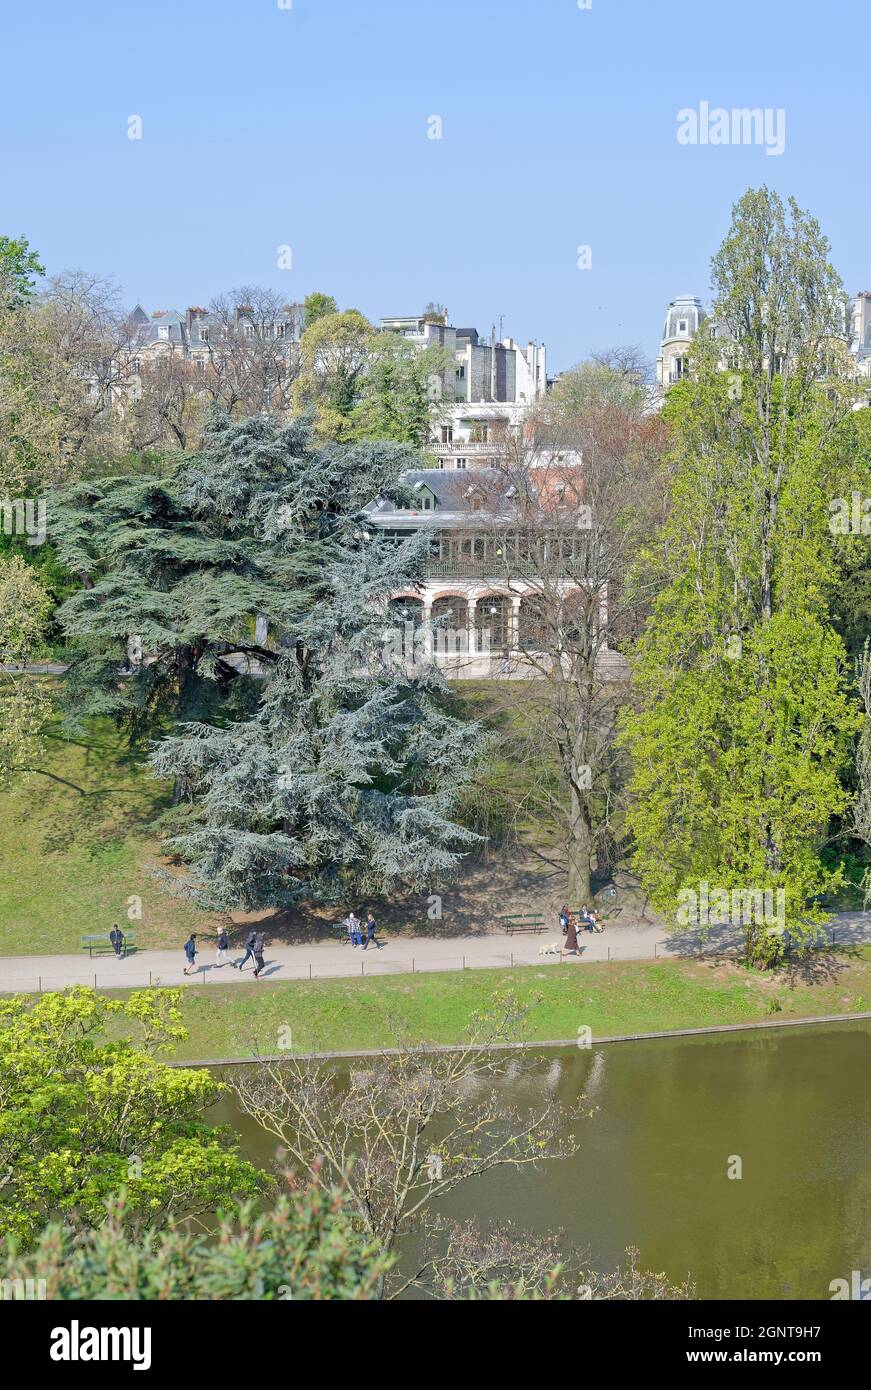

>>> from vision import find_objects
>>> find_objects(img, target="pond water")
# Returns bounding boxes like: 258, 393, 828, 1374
207, 1021, 871, 1300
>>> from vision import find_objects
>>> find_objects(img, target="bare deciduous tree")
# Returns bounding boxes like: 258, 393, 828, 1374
418, 1219, 693, 1300
230, 996, 582, 1299
465, 385, 669, 901
203, 286, 300, 418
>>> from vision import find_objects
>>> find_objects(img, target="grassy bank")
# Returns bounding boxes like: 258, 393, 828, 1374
0, 697, 571, 953
162, 949, 871, 1060
0, 715, 222, 953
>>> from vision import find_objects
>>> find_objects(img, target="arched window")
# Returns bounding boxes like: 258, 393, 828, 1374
387, 597, 424, 661
430, 596, 469, 657
518, 595, 549, 651
475, 594, 511, 652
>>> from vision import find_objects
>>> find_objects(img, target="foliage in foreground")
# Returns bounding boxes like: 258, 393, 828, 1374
0, 1191, 692, 1301
0, 987, 263, 1248
1, 1183, 388, 1301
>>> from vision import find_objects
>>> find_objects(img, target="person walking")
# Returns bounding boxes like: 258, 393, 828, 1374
345, 912, 362, 947
361, 911, 383, 950
183, 933, 198, 975
252, 931, 266, 979
236, 929, 257, 971
109, 923, 125, 959
563, 914, 579, 956
216, 926, 230, 967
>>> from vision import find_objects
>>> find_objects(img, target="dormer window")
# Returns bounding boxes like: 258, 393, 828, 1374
679, 320, 687, 333
409, 480, 437, 511
158, 325, 169, 340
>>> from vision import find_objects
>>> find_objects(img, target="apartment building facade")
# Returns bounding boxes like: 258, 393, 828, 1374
379, 313, 548, 471
656, 288, 871, 394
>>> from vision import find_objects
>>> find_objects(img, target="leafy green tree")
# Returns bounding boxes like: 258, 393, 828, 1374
0, 270, 133, 495
825, 406, 871, 658
0, 554, 53, 788
293, 309, 372, 441
543, 346, 651, 421
351, 334, 454, 448
0, 234, 44, 309
302, 291, 338, 330
0, 987, 262, 1248
621, 189, 862, 962
53, 412, 485, 909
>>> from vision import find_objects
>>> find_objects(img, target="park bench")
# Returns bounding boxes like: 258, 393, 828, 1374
496, 913, 546, 935
569, 909, 605, 934
79, 934, 137, 958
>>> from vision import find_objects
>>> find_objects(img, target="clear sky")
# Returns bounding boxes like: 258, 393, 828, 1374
2, 0, 868, 373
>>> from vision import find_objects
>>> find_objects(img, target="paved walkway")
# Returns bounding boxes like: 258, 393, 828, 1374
2, 912, 871, 993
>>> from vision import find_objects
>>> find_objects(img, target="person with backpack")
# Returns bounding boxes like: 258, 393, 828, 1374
236, 929, 257, 971
183, 933, 198, 976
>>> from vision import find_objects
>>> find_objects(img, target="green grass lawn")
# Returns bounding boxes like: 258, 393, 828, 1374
161, 949, 871, 1060
0, 715, 222, 953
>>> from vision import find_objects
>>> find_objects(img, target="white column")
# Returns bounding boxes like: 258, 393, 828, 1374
510, 595, 522, 650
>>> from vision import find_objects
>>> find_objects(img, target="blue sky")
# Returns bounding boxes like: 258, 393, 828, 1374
1, 0, 868, 372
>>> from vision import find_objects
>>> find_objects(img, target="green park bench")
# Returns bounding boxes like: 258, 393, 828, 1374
496, 913, 546, 935
79, 934, 137, 958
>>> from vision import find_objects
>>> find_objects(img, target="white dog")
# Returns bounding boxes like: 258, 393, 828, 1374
538, 940, 563, 956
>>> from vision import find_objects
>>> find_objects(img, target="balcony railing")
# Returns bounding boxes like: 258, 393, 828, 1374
423, 559, 581, 579
429, 441, 509, 455
424, 559, 496, 578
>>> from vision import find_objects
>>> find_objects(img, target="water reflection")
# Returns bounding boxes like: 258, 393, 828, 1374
207, 1022, 871, 1300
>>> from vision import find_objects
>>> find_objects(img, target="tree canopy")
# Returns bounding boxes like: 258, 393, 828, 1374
52, 411, 485, 909
0, 987, 262, 1248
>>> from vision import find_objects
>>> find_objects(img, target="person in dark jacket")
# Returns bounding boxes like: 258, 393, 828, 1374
361, 911, 383, 950
236, 929, 257, 971
216, 926, 230, 967
109, 924, 125, 958
252, 932, 266, 979
563, 915, 579, 955
183, 933, 198, 975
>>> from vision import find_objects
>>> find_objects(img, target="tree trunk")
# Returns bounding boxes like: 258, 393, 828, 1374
567, 779, 593, 904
